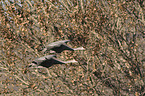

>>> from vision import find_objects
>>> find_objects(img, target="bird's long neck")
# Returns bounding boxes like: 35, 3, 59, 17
73, 47, 85, 51
64, 59, 78, 63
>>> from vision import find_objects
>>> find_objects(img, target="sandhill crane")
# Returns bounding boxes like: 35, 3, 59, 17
42, 40, 85, 53
29, 55, 78, 68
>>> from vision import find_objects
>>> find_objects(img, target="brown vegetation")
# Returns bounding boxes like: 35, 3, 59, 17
0, 0, 145, 95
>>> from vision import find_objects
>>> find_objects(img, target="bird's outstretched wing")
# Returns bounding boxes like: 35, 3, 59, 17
42, 40, 70, 53
40, 57, 77, 68
48, 40, 70, 47
29, 55, 56, 67
51, 44, 74, 53
37, 55, 56, 60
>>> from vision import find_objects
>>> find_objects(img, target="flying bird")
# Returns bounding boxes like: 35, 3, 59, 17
42, 40, 85, 53
29, 55, 78, 68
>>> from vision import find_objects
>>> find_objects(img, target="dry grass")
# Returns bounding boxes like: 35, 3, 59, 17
0, 0, 145, 95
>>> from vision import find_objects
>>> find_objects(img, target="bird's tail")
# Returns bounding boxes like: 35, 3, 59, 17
28, 63, 36, 67
41, 48, 47, 53
64, 59, 78, 63
28, 63, 45, 68
73, 47, 85, 51
42, 48, 56, 53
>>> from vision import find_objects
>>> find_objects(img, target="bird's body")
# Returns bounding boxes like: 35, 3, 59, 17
29, 55, 77, 68
42, 40, 85, 53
